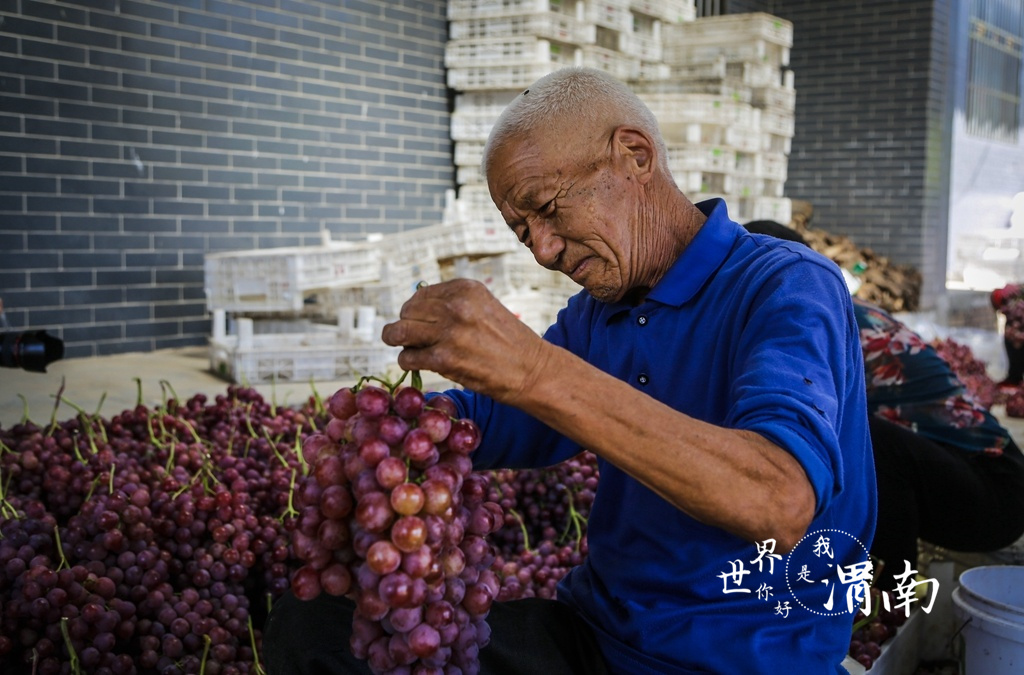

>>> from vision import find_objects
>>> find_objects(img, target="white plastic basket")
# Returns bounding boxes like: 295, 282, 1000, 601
666, 12, 793, 47
449, 12, 596, 45
448, 62, 563, 91
661, 37, 790, 69
208, 320, 401, 384
629, 0, 695, 23
583, 0, 633, 31
448, 0, 552, 20
755, 152, 788, 182
760, 107, 796, 137
204, 240, 381, 313
640, 92, 761, 133
445, 37, 580, 68
580, 45, 641, 81
666, 144, 738, 174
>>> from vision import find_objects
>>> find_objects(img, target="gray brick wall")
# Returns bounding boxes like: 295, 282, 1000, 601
0, 0, 452, 358
726, 0, 955, 308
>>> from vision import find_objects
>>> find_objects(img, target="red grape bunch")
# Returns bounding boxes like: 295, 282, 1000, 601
291, 378, 503, 675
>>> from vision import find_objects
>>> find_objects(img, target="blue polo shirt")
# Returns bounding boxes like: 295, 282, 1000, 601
447, 200, 876, 674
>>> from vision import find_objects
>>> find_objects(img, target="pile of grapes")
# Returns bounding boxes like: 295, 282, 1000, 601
847, 587, 910, 671
0, 378, 600, 674
930, 337, 999, 409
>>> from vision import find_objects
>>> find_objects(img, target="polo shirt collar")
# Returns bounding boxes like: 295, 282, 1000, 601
647, 198, 739, 307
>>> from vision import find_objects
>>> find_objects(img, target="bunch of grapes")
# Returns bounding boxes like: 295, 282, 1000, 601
930, 337, 998, 409
291, 379, 503, 674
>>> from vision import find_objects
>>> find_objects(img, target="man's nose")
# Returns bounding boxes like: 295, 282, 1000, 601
527, 220, 564, 269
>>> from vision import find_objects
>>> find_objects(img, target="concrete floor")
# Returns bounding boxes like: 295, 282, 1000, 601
0, 346, 368, 428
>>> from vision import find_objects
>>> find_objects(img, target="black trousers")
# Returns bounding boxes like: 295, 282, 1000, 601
870, 415, 1024, 589
1005, 336, 1024, 384
262, 590, 610, 675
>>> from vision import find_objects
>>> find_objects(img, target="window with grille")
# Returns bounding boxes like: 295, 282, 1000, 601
966, 0, 1024, 142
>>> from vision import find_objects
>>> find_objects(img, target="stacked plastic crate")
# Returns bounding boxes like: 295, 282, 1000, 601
203, 233, 403, 384
445, 0, 698, 331
654, 12, 795, 223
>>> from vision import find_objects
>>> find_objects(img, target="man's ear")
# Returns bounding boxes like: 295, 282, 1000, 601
613, 127, 657, 185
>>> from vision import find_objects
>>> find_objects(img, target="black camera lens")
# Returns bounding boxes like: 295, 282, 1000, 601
0, 331, 64, 373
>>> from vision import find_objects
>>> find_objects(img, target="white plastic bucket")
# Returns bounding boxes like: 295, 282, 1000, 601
952, 565, 1024, 674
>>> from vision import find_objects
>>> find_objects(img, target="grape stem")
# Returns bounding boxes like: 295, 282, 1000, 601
0, 466, 21, 522
16, 393, 31, 426
46, 376, 66, 437
507, 508, 534, 553
133, 377, 143, 408
53, 525, 70, 571
60, 617, 81, 674
293, 434, 309, 476
308, 376, 326, 416
248, 616, 267, 675
199, 634, 212, 675
278, 468, 299, 522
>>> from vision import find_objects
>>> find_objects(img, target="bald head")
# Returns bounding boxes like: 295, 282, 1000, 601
481, 67, 670, 180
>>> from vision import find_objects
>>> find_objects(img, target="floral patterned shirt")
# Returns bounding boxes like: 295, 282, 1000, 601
855, 298, 1009, 456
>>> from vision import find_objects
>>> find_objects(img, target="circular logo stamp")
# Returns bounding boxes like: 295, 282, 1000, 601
784, 528, 871, 617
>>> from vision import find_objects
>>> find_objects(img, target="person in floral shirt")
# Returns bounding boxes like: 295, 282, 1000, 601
855, 296, 1024, 588
746, 220, 1024, 589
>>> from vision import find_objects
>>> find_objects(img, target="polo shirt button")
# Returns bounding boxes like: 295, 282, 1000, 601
637, 315, 648, 326
637, 373, 649, 385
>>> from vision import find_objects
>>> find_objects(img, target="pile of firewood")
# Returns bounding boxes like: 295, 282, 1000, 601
789, 201, 922, 313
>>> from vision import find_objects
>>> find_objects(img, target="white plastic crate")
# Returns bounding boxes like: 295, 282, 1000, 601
629, 0, 695, 23
756, 152, 788, 182
635, 61, 671, 81
745, 196, 792, 224
448, 0, 553, 20
204, 239, 381, 313
617, 29, 662, 62
584, 0, 633, 31
454, 140, 485, 167
456, 164, 485, 186
667, 12, 793, 47
760, 107, 796, 137
635, 77, 753, 102
451, 248, 580, 298
445, 37, 580, 68
580, 45, 641, 80
448, 62, 562, 91
496, 288, 574, 335
640, 93, 761, 134
751, 82, 796, 111
449, 12, 596, 44
668, 123, 763, 153
661, 36, 790, 69
666, 144, 738, 174
209, 318, 401, 384
451, 108, 503, 142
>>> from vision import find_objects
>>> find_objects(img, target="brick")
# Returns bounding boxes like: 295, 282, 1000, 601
121, 73, 178, 93
93, 198, 151, 214
93, 87, 149, 108
204, 33, 252, 52
20, 42, 86, 67
178, 46, 228, 66
25, 79, 89, 101
4, 16, 55, 40
91, 124, 149, 143
230, 19, 275, 40
58, 101, 119, 122
118, 0, 175, 22
24, 118, 89, 139
154, 201, 204, 215
150, 58, 203, 79
152, 94, 204, 113
149, 24, 202, 45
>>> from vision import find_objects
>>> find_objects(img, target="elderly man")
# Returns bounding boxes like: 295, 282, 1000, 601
265, 67, 876, 674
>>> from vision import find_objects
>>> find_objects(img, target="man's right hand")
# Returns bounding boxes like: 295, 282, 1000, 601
380, 279, 552, 405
